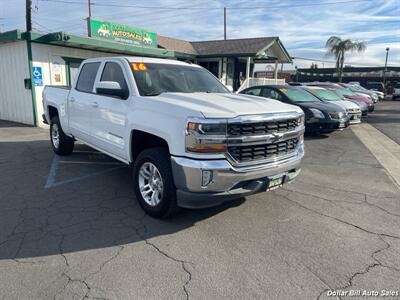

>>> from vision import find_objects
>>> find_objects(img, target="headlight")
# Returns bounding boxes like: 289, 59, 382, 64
186, 118, 227, 153
309, 108, 325, 119
329, 111, 345, 119
298, 115, 305, 126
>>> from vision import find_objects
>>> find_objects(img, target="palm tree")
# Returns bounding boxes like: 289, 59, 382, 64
326, 36, 366, 82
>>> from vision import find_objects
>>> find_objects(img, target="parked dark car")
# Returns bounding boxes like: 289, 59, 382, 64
240, 85, 350, 133
392, 82, 400, 100
366, 82, 385, 93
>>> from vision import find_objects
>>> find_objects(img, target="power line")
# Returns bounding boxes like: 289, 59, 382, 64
38, 0, 375, 10
292, 56, 400, 67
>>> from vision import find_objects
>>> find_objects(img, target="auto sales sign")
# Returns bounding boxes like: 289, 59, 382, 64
89, 19, 157, 47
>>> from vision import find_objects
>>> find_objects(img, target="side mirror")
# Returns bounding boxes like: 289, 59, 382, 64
226, 85, 234, 93
95, 81, 128, 99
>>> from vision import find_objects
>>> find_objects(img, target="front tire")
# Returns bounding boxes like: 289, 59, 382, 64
133, 147, 179, 218
50, 116, 74, 155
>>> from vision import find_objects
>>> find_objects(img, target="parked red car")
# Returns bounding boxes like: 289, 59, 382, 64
305, 82, 374, 112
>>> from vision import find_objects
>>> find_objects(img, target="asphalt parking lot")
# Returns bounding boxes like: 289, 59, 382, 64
1, 101, 399, 300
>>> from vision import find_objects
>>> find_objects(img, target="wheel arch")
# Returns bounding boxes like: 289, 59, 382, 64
129, 130, 170, 163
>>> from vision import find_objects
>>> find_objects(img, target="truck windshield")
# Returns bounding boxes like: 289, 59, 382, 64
130, 63, 229, 96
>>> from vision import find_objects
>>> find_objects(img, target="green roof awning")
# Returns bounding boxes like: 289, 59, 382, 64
0, 30, 175, 58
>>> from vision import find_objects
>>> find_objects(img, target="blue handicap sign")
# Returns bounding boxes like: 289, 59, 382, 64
32, 66, 43, 86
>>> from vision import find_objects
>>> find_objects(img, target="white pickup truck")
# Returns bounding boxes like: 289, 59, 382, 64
43, 57, 305, 218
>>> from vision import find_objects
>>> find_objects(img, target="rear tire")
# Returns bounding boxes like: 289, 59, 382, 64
50, 116, 74, 155
133, 147, 179, 218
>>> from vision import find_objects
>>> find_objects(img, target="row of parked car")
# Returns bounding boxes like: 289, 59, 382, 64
240, 82, 379, 134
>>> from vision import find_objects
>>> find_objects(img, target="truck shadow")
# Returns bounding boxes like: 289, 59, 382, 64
0, 140, 246, 261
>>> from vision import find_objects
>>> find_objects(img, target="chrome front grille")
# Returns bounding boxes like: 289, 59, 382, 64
346, 109, 361, 121
228, 137, 299, 163
228, 118, 299, 136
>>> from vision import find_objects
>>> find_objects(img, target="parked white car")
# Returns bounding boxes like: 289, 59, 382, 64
43, 57, 305, 218
300, 86, 362, 124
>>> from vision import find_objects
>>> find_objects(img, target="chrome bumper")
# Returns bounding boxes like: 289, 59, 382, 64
171, 143, 304, 208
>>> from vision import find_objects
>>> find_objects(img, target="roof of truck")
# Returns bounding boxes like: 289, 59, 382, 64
82, 56, 201, 67
125, 56, 200, 66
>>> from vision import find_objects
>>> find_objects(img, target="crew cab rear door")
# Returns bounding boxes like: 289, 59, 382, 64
90, 60, 131, 160
68, 61, 101, 143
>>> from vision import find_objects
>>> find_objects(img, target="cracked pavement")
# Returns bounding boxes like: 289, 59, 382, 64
0, 102, 400, 300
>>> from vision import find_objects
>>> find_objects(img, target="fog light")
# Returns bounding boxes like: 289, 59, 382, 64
201, 170, 213, 187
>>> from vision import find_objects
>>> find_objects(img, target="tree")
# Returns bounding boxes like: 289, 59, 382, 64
325, 36, 366, 82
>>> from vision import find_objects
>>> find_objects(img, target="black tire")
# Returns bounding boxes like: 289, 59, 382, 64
133, 147, 179, 218
50, 116, 74, 155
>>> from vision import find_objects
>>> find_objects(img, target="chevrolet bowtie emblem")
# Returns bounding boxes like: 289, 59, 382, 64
271, 132, 283, 142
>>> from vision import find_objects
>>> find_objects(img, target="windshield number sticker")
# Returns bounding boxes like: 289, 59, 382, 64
132, 63, 147, 71
279, 88, 287, 93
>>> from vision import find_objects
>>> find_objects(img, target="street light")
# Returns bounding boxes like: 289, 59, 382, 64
383, 47, 389, 85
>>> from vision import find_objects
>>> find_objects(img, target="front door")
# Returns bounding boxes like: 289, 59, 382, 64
90, 61, 130, 160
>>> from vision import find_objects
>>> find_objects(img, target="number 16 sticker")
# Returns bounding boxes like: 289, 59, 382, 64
131, 63, 147, 71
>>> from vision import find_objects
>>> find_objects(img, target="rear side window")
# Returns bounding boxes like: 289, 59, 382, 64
262, 88, 282, 100
243, 88, 261, 96
100, 62, 128, 92
76, 62, 100, 93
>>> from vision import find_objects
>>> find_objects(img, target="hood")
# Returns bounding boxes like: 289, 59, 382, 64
297, 101, 345, 113
347, 99, 367, 111
345, 95, 373, 105
152, 92, 302, 118
328, 100, 360, 111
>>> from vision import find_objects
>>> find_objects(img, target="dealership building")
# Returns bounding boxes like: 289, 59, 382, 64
0, 22, 292, 127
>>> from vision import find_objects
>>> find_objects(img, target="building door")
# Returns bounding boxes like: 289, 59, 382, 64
198, 61, 220, 78
69, 62, 81, 86
63, 57, 84, 86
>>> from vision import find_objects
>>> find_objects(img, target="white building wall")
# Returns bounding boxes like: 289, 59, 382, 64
31, 43, 117, 127
0, 41, 34, 125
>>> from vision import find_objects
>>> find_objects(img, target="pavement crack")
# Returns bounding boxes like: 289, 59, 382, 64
280, 193, 400, 299
364, 194, 400, 218
121, 215, 192, 300
283, 188, 400, 219
279, 192, 400, 240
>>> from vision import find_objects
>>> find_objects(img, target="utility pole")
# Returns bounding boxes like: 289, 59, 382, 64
224, 7, 226, 40
26, 0, 32, 32
88, 0, 92, 19
383, 47, 389, 85
87, 0, 92, 37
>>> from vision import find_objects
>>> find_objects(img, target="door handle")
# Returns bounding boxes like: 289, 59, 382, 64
69, 97, 75, 102
92, 102, 99, 108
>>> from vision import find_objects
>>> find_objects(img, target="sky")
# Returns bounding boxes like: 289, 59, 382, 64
1, 0, 399, 69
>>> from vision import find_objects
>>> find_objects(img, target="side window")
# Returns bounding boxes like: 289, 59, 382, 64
271, 90, 283, 100
261, 88, 272, 98
243, 88, 261, 96
76, 62, 100, 93
262, 88, 282, 100
100, 62, 129, 92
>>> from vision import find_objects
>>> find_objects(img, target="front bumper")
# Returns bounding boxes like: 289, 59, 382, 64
171, 144, 304, 208
306, 117, 349, 133
368, 104, 375, 112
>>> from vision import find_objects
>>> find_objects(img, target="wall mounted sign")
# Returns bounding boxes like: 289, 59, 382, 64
32, 66, 43, 86
89, 18, 157, 47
